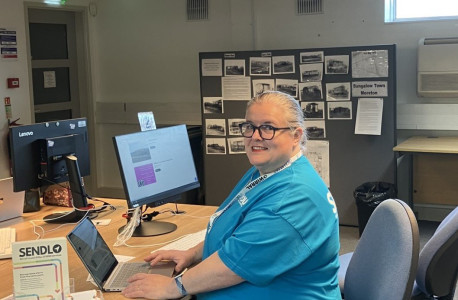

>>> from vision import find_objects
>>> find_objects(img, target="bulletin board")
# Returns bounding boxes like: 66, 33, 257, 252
199, 44, 397, 226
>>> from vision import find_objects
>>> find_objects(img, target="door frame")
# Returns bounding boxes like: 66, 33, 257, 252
24, 2, 98, 195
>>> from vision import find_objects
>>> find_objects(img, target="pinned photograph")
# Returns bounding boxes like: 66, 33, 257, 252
300, 63, 323, 82
272, 55, 295, 74
305, 120, 326, 138
224, 59, 245, 76
299, 82, 322, 100
227, 118, 245, 136
328, 101, 352, 120
228, 137, 246, 154
206, 138, 226, 154
325, 55, 349, 74
252, 79, 275, 97
203, 97, 224, 114
250, 57, 271, 76
276, 79, 298, 98
206, 119, 226, 136
326, 82, 351, 101
300, 51, 324, 64
301, 101, 325, 120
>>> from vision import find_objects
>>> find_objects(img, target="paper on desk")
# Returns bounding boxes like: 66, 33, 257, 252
87, 255, 135, 285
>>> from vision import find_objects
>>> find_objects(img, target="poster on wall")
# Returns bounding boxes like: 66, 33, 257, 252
0, 28, 18, 60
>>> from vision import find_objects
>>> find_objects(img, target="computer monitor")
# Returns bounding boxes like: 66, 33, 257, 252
112, 124, 200, 237
8, 118, 90, 223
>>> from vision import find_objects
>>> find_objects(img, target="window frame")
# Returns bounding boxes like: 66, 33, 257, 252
384, 0, 458, 23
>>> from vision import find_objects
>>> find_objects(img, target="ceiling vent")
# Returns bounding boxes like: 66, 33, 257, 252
418, 37, 458, 97
187, 0, 208, 21
297, 0, 323, 15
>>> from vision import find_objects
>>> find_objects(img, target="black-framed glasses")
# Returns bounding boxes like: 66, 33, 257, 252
238, 122, 291, 140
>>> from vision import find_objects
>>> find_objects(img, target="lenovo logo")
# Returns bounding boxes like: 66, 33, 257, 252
19, 131, 33, 137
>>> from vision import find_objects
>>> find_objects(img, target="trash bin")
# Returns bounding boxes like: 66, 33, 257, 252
354, 182, 397, 236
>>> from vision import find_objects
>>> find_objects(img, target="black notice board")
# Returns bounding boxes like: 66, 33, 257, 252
199, 44, 396, 226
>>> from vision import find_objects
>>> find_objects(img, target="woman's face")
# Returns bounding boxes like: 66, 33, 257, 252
244, 102, 301, 174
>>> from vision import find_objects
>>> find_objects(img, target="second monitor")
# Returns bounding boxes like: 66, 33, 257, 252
113, 124, 200, 237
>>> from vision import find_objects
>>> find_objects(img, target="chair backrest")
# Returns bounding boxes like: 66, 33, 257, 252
413, 206, 458, 298
344, 199, 419, 300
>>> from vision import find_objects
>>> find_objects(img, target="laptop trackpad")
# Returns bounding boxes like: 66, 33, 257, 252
149, 260, 176, 277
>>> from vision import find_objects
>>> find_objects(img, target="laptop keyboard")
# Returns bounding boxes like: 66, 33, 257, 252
110, 262, 151, 288
0, 227, 16, 259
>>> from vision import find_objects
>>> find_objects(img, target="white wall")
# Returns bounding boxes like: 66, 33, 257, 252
1, 0, 458, 195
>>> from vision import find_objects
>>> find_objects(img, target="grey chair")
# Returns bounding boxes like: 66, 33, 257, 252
338, 199, 420, 300
411, 206, 458, 300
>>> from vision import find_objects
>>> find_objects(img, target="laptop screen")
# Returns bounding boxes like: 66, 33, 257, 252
67, 217, 118, 288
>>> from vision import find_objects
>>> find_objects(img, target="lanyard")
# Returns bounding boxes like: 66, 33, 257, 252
208, 152, 302, 232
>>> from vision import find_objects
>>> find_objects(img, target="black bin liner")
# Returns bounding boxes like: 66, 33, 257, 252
353, 182, 397, 236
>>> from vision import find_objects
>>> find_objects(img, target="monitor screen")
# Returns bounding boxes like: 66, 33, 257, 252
8, 118, 90, 223
113, 124, 200, 210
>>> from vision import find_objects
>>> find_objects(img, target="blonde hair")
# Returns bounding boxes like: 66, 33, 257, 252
247, 91, 307, 150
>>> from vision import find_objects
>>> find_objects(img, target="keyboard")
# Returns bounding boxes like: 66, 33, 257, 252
0, 227, 16, 259
153, 229, 206, 252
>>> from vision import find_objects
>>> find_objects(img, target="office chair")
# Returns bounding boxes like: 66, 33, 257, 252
338, 199, 419, 300
411, 206, 458, 300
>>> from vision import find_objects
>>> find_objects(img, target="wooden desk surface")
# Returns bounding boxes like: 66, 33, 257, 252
393, 136, 458, 154
0, 199, 216, 299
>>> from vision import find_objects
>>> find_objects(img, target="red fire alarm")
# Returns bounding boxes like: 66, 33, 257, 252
7, 78, 19, 88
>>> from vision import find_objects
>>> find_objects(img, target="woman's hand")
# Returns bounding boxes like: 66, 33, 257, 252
145, 249, 194, 273
121, 273, 179, 299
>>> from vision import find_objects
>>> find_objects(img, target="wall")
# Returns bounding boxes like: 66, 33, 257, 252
0, 0, 31, 179
1, 0, 457, 204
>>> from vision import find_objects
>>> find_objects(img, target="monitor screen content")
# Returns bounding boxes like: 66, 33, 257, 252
113, 124, 200, 236
8, 118, 91, 223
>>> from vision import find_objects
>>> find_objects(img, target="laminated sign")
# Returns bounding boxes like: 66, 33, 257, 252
12, 237, 70, 300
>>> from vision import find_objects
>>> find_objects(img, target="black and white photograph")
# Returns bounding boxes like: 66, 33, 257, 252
206, 138, 226, 154
305, 120, 326, 138
326, 82, 351, 101
205, 119, 226, 136
328, 101, 352, 120
301, 101, 325, 120
228, 137, 246, 154
299, 82, 322, 100
300, 63, 323, 82
276, 79, 298, 98
203, 97, 224, 114
325, 55, 349, 74
252, 79, 275, 97
300, 51, 324, 64
224, 59, 245, 76
250, 57, 271, 76
272, 55, 295, 74
227, 118, 245, 135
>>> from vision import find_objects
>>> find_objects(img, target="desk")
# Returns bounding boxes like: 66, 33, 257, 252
393, 136, 458, 212
0, 199, 216, 299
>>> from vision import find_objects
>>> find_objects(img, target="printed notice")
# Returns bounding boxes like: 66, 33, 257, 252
222, 77, 251, 100
355, 98, 383, 135
303, 140, 330, 187
43, 71, 57, 88
12, 237, 70, 300
352, 81, 388, 97
202, 58, 223, 76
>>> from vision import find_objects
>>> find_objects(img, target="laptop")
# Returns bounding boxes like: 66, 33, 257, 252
0, 177, 24, 222
67, 217, 175, 292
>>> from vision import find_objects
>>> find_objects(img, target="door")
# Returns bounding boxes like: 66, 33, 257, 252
28, 8, 80, 123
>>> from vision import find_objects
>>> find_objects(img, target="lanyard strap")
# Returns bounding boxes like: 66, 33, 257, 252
208, 152, 302, 232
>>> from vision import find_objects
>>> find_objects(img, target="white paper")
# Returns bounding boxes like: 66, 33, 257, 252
201, 58, 222, 76
355, 98, 383, 135
222, 77, 251, 100
352, 81, 388, 97
137, 111, 156, 131
303, 140, 330, 187
43, 71, 56, 88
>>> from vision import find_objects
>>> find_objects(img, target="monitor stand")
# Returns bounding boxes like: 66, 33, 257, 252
44, 155, 90, 224
118, 219, 177, 237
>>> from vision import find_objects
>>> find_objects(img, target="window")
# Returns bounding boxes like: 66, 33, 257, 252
385, 0, 458, 22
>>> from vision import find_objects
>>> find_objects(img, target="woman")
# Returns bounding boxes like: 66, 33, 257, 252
122, 91, 341, 299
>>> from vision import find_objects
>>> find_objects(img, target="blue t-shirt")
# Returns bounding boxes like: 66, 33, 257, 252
198, 156, 341, 300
